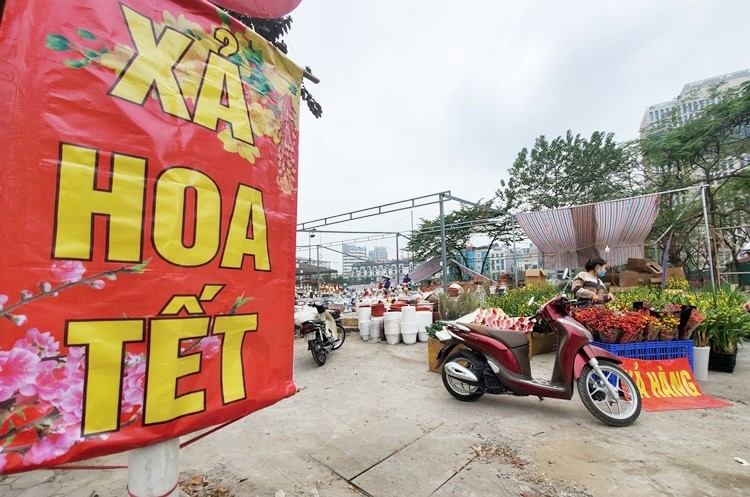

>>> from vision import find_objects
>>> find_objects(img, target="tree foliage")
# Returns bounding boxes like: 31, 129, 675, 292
405, 200, 515, 279
223, 9, 323, 118
495, 130, 640, 213
640, 81, 750, 281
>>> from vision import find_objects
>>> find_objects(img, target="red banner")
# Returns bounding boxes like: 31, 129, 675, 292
0, 0, 303, 473
620, 358, 732, 411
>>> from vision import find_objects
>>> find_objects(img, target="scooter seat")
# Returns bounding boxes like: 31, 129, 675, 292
460, 322, 530, 349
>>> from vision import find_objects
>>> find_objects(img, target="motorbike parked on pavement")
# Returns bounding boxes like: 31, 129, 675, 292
436, 295, 641, 426
300, 304, 345, 366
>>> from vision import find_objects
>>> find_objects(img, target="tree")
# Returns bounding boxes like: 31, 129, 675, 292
223, 10, 322, 118
406, 200, 515, 280
495, 130, 641, 213
640, 81, 750, 283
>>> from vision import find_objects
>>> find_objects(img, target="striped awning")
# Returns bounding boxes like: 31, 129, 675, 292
516, 194, 659, 270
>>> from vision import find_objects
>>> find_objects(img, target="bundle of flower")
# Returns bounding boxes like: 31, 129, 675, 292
473, 308, 535, 332
652, 312, 680, 340
662, 303, 705, 340
573, 307, 652, 344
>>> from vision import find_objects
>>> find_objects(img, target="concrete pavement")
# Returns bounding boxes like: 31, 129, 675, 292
2, 330, 749, 497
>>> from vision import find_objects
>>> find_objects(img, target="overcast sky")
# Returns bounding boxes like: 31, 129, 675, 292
284, 0, 748, 270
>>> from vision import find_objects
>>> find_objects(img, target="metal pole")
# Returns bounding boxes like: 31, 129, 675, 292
127, 439, 180, 497
511, 216, 519, 288
316, 245, 321, 291
439, 193, 448, 291
701, 185, 716, 290
396, 233, 400, 288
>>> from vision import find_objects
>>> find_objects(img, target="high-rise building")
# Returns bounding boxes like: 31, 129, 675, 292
368, 246, 388, 262
640, 68, 750, 178
342, 244, 367, 275
641, 69, 750, 132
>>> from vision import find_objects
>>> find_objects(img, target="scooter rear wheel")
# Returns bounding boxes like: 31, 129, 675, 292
311, 341, 327, 366
578, 361, 641, 427
442, 353, 484, 402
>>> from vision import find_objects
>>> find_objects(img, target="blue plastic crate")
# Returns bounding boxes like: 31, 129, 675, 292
591, 340, 694, 371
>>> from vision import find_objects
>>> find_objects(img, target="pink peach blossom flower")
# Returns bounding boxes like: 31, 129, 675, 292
0, 294, 7, 310
51, 260, 86, 283
0, 348, 41, 402
23, 424, 81, 465
10, 314, 27, 326
122, 357, 146, 412
198, 336, 221, 359
13, 328, 60, 358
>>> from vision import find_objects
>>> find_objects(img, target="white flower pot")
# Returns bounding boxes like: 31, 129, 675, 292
693, 345, 710, 382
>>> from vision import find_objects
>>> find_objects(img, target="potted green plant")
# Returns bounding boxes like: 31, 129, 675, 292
701, 299, 750, 373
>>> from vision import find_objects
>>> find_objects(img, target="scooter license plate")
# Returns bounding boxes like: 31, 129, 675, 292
304, 332, 315, 341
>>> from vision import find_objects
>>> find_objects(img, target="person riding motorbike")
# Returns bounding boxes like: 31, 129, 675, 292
571, 258, 615, 306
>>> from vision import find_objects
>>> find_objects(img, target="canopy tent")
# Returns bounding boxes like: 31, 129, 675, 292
515, 194, 660, 270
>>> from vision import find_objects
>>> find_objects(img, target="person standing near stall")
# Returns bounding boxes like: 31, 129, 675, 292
571, 258, 615, 304
382, 276, 391, 296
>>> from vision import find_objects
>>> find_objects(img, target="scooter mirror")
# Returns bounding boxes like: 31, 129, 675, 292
527, 296, 535, 306
562, 268, 569, 280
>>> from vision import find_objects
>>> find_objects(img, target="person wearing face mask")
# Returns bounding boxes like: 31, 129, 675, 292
571, 258, 615, 304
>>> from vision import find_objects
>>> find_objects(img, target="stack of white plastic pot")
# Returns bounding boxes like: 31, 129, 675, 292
399, 305, 419, 344
383, 311, 401, 344
416, 309, 433, 342
370, 316, 384, 343
357, 304, 371, 341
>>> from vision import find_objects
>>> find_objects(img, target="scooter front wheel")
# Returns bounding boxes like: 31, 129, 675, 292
311, 341, 327, 366
332, 324, 346, 350
578, 361, 641, 427
442, 353, 484, 402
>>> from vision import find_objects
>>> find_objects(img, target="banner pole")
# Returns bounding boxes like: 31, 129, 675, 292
127, 438, 180, 497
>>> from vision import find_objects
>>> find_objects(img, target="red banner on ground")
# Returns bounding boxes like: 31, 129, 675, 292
0, 0, 303, 474
620, 358, 732, 411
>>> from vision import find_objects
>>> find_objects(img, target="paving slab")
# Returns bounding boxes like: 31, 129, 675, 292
310, 418, 440, 480
350, 423, 478, 497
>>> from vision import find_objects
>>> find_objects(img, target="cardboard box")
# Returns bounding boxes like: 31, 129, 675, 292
626, 258, 663, 274
666, 266, 686, 280
428, 337, 468, 373
524, 269, 549, 284
529, 331, 558, 356
620, 270, 644, 287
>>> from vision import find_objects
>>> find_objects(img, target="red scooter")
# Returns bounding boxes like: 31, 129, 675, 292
436, 296, 641, 426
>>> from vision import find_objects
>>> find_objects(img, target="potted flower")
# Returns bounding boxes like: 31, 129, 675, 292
701, 303, 750, 373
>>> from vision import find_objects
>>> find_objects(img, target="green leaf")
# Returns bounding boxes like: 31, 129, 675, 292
289, 85, 298, 95
185, 29, 202, 41
100, 47, 110, 54
217, 8, 232, 26
45, 34, 70, 51
63, 59, 86, 69
84, 50, 99, 58
128, 258, 152, 273
233, 295, 254, 310
76, 29, 96, 40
